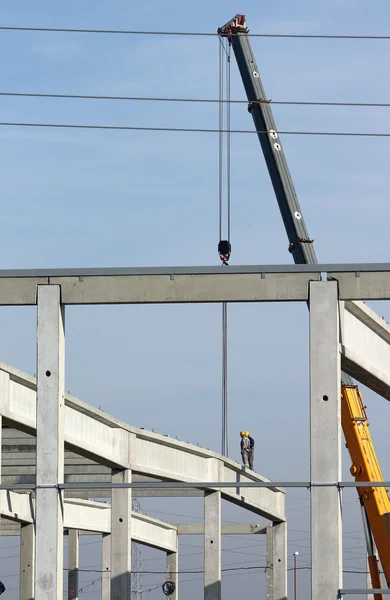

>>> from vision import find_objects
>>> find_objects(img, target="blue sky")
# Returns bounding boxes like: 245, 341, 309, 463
1, 0, 390, 598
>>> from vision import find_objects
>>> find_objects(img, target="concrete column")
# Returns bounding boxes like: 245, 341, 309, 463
266, 526, 273, 600
204, 491, 221, 600
20, 522, 35, 600
111, 469, 132, 600
272, 522, 287, 600
68, 530, 79, 600
367, 555, 373, 600
35, 285, 65, 600
102, 533, 111, 600
166, 551, 178, 600
309, 281, 342, 600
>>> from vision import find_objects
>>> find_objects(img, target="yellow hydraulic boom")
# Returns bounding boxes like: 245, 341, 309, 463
342, 384, 390, 596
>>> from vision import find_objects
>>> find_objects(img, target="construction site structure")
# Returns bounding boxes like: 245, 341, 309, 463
218, 13, 390, 597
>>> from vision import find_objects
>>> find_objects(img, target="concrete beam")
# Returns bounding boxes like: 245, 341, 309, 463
0, 277, 48, 305
0, 264, 388, 303
0, 493, 178, 551
64, 498, 110, 534
329, 271, 390, 300
0, 368, 285, 521
341, 301, 390, 400
52, 272, 318, 304
309, 282, 342, 600
0, 490, 34, 522
176, 523, 267, 535
132, 512, 178, 552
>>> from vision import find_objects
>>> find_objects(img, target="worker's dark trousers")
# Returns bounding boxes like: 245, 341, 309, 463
248, 449, 254, 470
241, 451, 249, 467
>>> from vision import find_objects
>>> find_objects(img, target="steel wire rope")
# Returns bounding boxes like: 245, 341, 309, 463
2, 91, 390, 108
2, 26, 390, 39
218, 37, 231, 458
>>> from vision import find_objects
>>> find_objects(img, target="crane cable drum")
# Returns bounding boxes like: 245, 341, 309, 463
218, 36, 232, 457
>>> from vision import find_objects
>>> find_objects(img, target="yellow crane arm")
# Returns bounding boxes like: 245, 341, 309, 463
342, 384, 390, 590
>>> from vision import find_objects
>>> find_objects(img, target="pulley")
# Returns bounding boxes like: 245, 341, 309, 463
218, 240, 231, 265
162, 581, 176, 596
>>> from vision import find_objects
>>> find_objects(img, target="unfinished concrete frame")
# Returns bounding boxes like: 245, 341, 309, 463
0, 263, 390, 599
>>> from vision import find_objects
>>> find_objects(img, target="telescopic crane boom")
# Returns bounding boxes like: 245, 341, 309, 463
218, 14, 390, 595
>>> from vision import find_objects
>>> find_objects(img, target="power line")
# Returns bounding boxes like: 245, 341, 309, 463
1, 25, 390, 39
1, 91, 390, 109
1, 120, 390, 138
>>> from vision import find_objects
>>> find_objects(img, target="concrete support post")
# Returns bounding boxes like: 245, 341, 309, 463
204, 491, 221, 600
166, 551, 178, 600
266, 526, 273, 600
35, 285, 65, 600
272, 522, 287, 600
111, 469, 132, 600
101, 534, 111, 600
68, 530, 79, 600
367, 555, 373, 600
20, 523, 35, 600
309, 281, 342, 600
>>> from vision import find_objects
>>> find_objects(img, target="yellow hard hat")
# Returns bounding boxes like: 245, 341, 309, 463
246, 431, 250, 437
240, 431, 245, 437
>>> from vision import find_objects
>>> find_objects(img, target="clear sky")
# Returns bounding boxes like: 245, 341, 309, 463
1, 0, 390, 598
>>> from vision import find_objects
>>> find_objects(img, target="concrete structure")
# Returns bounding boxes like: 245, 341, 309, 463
0, 263, 390, 598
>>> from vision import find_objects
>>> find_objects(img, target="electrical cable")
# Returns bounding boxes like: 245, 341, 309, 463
1, 121, 390, 137
2, 25, 390, 39
2, 91, 390, 109
0, 91, 388, 109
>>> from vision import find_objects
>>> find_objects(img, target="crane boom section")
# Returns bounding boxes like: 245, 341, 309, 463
341, 384, 390, 585
218, 15, 317, 264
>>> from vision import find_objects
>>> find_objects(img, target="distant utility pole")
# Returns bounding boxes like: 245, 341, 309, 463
293, 551, 299, 600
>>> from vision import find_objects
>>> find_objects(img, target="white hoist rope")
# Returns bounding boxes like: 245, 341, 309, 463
219, 38, 231, 457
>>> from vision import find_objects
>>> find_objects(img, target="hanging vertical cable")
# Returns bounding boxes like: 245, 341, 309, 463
218, 37, 232, 457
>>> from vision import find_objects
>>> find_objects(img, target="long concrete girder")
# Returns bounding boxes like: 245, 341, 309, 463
1, 264, 390, 304
341, 300, 390, 400
176, 523, 268, 535
0, 493, 178, 552
1, 436, 207, 497
0, 365, 285, 521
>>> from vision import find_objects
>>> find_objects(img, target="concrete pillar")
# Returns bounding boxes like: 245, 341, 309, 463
20, 522, 35, 600
266, 526, 273, 600
166, 551, 178, 600
272, 522, 287, 600
68, 530, 79, 600
309, 281, 342, 600
367, 555, 373, 600
102, 533, 111, 600
111, 469, 132, 600
204, 491, 221, 600
35, 285, 65, 600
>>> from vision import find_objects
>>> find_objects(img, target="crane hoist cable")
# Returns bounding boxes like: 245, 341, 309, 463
218, 37, 231, 457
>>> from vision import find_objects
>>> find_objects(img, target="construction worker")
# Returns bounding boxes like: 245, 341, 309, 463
240, 431, 250, 468
247, 431, 255, 470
